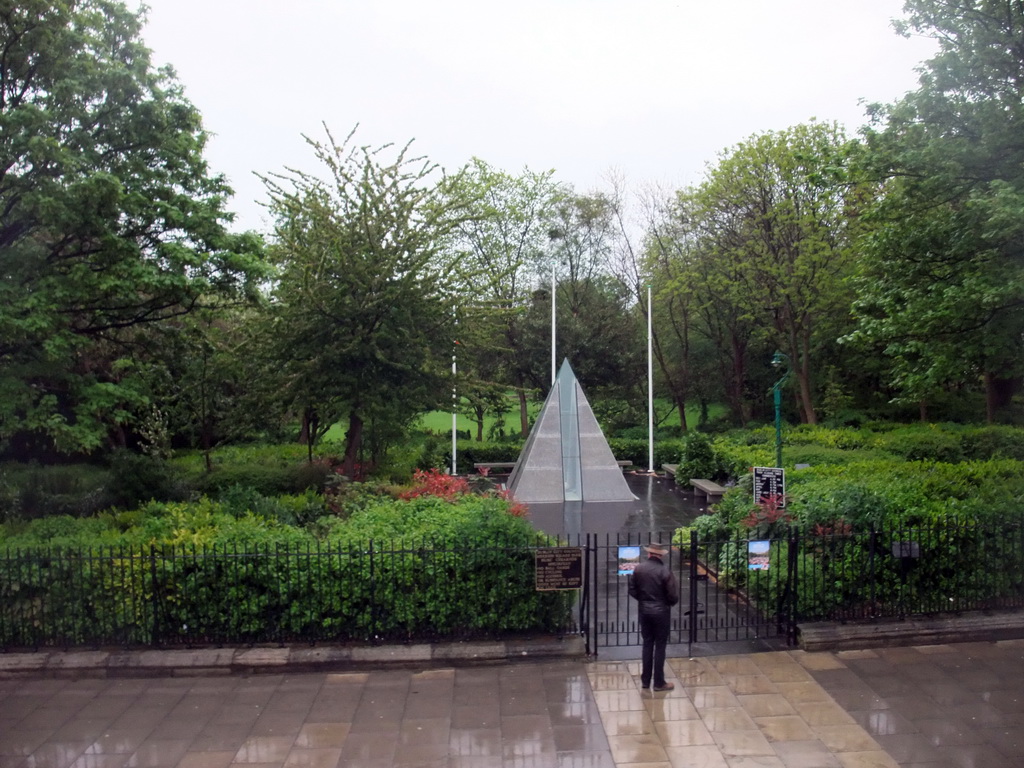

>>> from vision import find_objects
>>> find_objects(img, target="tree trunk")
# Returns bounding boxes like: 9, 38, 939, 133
202, 419, 213, 473
729, 333, 750, 424
297, 407, 320, 462
793, 332, 816, 425
676, 394, 688, 433
796, 365, 817, 424
649, 313, 689, 434
985, 372, 1019, 424
308, 411, 319, 463
343, 410, 363, 479
474, 404, 485, 441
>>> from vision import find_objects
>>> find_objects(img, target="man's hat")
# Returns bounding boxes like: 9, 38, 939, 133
644, 543, 669, 556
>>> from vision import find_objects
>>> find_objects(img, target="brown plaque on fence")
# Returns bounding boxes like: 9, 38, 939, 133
535, 547, 583, 591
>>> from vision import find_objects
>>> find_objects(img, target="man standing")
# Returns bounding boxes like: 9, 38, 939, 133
628, 542, 679, 691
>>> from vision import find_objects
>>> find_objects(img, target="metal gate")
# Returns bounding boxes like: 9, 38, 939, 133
578, 531, 798, 656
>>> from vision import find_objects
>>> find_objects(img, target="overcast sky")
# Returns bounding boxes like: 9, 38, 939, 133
138, 0, 937, 234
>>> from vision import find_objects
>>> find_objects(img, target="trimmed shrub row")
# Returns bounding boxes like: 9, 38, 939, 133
0, 490, 574, 647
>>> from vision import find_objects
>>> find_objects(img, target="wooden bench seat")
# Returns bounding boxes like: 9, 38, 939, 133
662, 463, 678, 477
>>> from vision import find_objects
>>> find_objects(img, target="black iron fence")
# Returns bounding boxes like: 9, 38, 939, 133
0, 538, 580, 650
771, 518, 1024, 623
3, 518, 1023, 653
586, 517, 1024, 653
583, 532, 794, 652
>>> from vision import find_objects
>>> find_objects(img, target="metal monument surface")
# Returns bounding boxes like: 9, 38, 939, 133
507, 359, 635, 504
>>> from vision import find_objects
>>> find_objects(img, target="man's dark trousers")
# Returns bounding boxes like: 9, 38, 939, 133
639, 610, 671, 689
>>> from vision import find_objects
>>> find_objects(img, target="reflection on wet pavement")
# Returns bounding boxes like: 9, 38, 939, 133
4, 641, 1024, 766
522, 472, 711, 536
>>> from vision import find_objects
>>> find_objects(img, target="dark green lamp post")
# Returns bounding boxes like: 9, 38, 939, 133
771, 351, 790, 468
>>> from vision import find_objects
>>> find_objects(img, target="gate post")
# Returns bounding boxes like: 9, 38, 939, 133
787, 528, 799, 645
593, 534, 600, 656
581, 534, 593, 656
688, 529, 699, 653
149, 544, 160, 648
368, 539, 377, 643
869, 527, 877, 620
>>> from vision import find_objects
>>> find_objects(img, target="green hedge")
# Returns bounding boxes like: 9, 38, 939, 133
734, 521, 1024, 622
695, 457, 1024, 535
607, 438, 686, 469
675, 444, 1024, 625
670, 520, 1024, 625
0, 491, 574, 646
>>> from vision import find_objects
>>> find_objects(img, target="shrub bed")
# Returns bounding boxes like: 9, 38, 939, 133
0, 486, 573, 647
670, 424, 1024, 626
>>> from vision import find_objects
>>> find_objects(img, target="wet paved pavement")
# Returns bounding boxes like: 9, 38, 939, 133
2, 640, 1023, 767
517, 473, 707, 537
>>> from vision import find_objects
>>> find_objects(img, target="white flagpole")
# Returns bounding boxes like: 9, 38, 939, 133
452, 310, 457, 476
647, 283, 654, 474
551, 260, 557, 385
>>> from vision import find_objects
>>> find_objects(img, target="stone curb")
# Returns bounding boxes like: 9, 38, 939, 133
0, 635, 586, 679
799, 609, 1024, 651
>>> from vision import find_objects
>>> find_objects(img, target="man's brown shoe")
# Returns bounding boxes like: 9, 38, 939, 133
653, 682, 674, 692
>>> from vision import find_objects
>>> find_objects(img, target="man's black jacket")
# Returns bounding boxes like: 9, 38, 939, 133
628, 555, 680, 615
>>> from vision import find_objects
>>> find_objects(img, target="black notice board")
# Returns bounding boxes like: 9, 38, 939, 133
535, 547, 583, 591
753, 467, 786, 504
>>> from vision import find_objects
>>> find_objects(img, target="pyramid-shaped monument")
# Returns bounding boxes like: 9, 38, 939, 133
507, 360, 635, 503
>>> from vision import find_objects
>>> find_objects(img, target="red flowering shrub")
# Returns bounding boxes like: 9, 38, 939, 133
397, 468, 528, 518
399, 468, 471, 501
740, 494, 793, 538
496, 488, 529, 518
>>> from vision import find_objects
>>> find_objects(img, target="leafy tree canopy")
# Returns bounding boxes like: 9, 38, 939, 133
851, 0, 1024, 419
260, 126, 479, 474
0, 0, 266, 453
655, 122, 863, 425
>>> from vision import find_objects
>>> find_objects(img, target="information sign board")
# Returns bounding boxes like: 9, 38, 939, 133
748, 540, 770, 570
535, 547, 584, 591
753, 466, 786, 504
617, 546, 641, 576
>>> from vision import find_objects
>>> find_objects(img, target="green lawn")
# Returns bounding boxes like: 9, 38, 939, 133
418, 400, 724, 437
417, 405, 539, 435
325, 400, 725, 442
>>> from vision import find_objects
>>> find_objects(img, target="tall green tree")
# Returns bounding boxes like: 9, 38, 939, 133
850, 0, 1024, 421
647, 186, 762, 425
445, 160, 561, 435
518, 275, 643, 400
0, 0, 264, 454
142, 306, 273, 470
548, 192, 644, 404
643, 188, 724, 430
685, 122, 864, 424
261, 128, 476, 476
601, 177, 703, 433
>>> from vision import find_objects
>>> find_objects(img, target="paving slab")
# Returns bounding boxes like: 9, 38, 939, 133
1, 641, 1022, 766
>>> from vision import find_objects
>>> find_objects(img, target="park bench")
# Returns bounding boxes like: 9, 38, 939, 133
689, 478, 727, 502
473, 460, 633, 471
662, 464, 727, 501
474, 462, 517, 471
